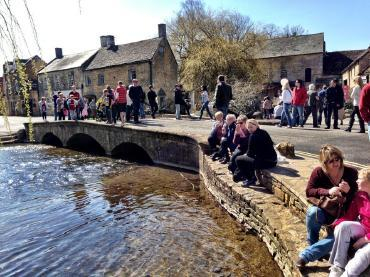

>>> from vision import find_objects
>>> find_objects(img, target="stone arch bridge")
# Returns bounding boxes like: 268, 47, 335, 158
26, 122, 200, 171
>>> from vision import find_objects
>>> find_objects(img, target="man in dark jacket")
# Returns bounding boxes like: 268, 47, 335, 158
129, 79, 144, 123
325, 79, 344, 129
214, 75, 232, 118
147, 85, 158, 119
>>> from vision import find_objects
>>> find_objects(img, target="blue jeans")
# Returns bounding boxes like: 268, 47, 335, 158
292, 105, 304, 126
139, 103, 145, 118
299, 206, 335, 262
281, 103, 292, 126
199, 101, 213, 119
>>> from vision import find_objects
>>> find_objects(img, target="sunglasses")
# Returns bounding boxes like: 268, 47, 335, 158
327, 157, 341, 164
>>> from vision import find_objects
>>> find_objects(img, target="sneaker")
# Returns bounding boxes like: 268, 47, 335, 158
295, 257, 307, 269
242, 176, 257, 187
325, 126, 330, 129
329, 265, 344, 277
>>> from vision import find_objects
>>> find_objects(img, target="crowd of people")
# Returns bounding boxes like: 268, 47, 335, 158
274, 77, 370, 140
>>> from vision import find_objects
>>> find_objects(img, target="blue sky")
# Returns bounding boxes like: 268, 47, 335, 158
1, 0, 369, 73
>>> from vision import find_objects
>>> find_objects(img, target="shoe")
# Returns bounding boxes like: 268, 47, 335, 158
295, 257, 307, 269
318, 254, 330, 261
359, 130, 365, 133
344, 128, 351, 132
233, 174, 246, 183
287, 125, 292, 128
325, 127, 330, 129
242, 176, 257, 187
276, 124, 282, 127
300, 125, 304, 128
313, 126, 319, 128
333, 127, 340, 129
329, 265, 344, 277
220, 158, 230, 164
211, 153, 220, 161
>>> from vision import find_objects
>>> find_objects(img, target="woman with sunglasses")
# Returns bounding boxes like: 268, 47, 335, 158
296, 145, 358, 269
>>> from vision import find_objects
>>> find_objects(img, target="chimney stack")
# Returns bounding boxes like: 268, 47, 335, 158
158, 24, 166, 38
100, 35, 115, 48
55, 48, 63, 59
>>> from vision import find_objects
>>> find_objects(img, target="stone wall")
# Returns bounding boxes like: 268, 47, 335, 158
258, 53, 323, 84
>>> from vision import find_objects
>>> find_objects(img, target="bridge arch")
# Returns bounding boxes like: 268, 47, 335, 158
111, 142, 153, 164
66, 133, 106, 155
41, 132, 63, 147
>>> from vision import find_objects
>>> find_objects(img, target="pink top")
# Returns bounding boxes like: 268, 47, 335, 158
333, 191, 370, 239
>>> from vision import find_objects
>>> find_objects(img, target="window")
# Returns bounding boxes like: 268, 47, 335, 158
85, 75, 92, 87
280, 69, 287, 78
98, 74, 105, 86
128, 69, 136, 81
305, 68, 312, 82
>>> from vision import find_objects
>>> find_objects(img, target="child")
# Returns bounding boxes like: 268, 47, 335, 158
329, 167, 370, 277
68, 94, 78, 121
262, 96, 272, 119
39, 97, 47, 121
207, 111, 224, 152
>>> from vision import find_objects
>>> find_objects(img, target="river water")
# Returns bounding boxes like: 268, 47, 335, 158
0, 145, 282, 276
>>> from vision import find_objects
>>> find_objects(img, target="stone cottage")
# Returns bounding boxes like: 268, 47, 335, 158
3, 56, 46, 116
83, 24, 178, 111
342, 47, 370, 88
37, 48, 97, 99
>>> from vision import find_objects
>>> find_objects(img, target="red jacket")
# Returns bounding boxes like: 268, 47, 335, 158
292, 87, 307, 106
359, 83, 370, 122
333, 191, 370, 240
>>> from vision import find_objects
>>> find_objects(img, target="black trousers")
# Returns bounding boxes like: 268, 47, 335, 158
208, 135, 219, 150
58, 110, 65, 120
149, 101, 158, 118
234, 155, 276, 180
348, 106, 365, 131
326, 103, 339, 128
304, 106, 318, 127
132, 101, 140, 123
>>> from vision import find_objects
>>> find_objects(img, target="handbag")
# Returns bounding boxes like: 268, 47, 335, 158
308, 195, 345, 218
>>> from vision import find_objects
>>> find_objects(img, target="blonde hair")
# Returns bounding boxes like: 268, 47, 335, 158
308, 84, 315, 91
319, 144, 344, 172
247, 118, 259, 128
237, 114, 247, 123
359, 167, 370, 182
282, 81, 291, 91
214, 111, 223, 120
354, 76, 364, 88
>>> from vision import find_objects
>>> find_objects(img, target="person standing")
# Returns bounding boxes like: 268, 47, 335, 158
214, 75, 232, 118
139, 85, 146, 119
53, 92, 58, 121
67, 94, 78, 121
174, 84, 183, 120
128, 79, 144, 124
317, 85, 328, 126
345, 76, 365, 133
89, 98, 97, 119
199, 85, 213, 120
69, 85, 81, 120
56, 92, 65, 120
292, 79, 307, 127
147, 85, 158, 119
38, 96, 48, 121
325, 79, 344, 129
116, 81, 127, 126
359, 83, 370, 141
262, 96, 272, 119
304, 84, 319, 128
278, 80, 293, 128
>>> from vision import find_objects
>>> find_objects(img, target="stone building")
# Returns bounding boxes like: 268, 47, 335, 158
83, 24, 177, 111
3, 56, 46, 116
37, 48, 97, 99
255, 33, 365, 93
342, 47, 370, 88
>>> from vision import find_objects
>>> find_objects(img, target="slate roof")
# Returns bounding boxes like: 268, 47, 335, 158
85, 37, 163, 71
254, 33, 324, 59
323, 49, 366, 75
341, 47, 370, 74
39, 49, 97, 74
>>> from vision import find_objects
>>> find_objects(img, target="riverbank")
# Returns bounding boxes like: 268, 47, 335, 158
3, 116, 370, 276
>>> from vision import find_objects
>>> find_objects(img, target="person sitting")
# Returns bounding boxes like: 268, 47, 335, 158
207, 111, 224, 153
228, 115, 249, 173
273, 101, 283, 120
296, 145, 358, 269
328, 167, 370, 277
233, 119, 277, 186
211, 114, 237, 163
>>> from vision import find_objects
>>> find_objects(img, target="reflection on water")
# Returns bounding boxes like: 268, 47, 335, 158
0, 145, 282, 276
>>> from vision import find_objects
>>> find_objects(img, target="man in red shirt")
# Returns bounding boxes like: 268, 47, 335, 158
359, 83, 370, 141
115, 81, 127, 127
292, 79, 308, 127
